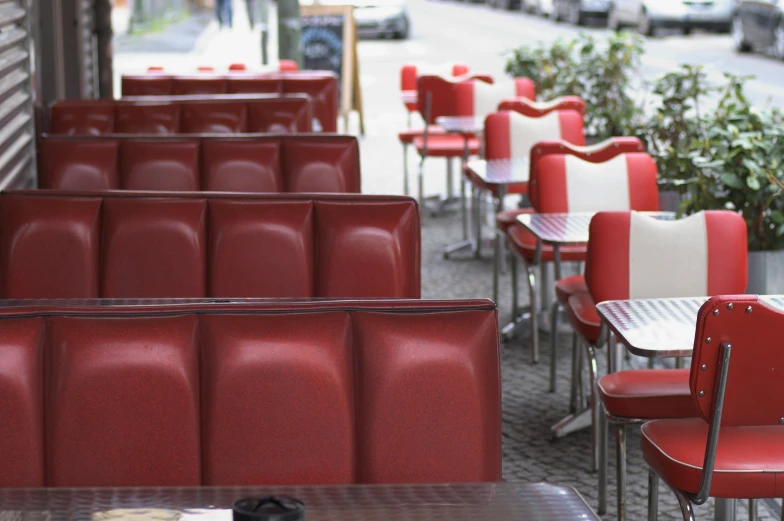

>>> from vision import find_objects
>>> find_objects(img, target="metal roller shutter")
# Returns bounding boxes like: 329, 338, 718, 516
78, 0, 97, 98
0, 0, 35, 189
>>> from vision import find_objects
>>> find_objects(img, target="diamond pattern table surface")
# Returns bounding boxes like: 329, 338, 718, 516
597, 296, 784, 358
402, 91, 417, 105
0, 483, 600, 521
435, 115, 484, 134
516, 212, 675, 246
465, 158, 529, 185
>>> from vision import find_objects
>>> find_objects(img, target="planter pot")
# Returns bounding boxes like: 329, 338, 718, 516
746, 250, 784, 294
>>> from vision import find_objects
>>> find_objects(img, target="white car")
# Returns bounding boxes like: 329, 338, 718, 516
608, 0, 733, 35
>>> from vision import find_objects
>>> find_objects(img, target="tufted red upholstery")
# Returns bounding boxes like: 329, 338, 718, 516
0, 191, 420, 299
121, 73, 338, 132
48, 96, 312, 135
38, 135, 361, 193
0, 299, 501, 487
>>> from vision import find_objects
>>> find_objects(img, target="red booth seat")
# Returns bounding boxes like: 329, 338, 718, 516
121, 72, 338, 132
0, 298, 501, 487
0, 191, 420, 299
48, 95, 312, 135
38, 135, 361, 193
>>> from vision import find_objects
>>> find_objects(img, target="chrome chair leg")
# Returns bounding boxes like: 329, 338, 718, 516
493, 229, 501, 304
648, 469, 659, 521
749, 499, 758, 521
598, 406, 608, 515
510, 252, 519, 320
417, 160, 425, 210
616, 424, 627, 521
673, 488, 696, 521
461, 177, 468, 241
525, 262, 539, 363
446, 157, 454, 199
586, 343, 599, 472
403, 143, 409, 196
475, 188, 483, 259
549, 300, 560, 392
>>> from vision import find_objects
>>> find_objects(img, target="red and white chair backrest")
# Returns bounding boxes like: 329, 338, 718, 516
585, 211, 748, 304
416, 75, 493, 125
454, 79, 536, 118
499, 96, 585, 117
533, 152, 659, 213
484, 110, 584, 161
401, 63, 470, 92
691, 295, 784, 427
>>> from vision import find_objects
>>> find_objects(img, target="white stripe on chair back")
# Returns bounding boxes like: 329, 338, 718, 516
509, 111, 562, 158
629, 212, 708, 299
473, 81, 518, 118
565, 155, 630, 212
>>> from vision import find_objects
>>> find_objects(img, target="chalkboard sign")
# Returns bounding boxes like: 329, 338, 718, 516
300, 4, 363, 133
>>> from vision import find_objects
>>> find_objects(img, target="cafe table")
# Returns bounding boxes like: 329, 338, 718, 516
0, 482, 601, 521
402, 90, 417, 107
449, 157, 530, 262
596, 295, 784, 521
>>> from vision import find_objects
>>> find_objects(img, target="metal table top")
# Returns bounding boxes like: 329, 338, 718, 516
435, 115, 484, 134
402, 90, 417, 105
465, 158, 529, 185
0, 482, 600, 521
597, 296, 784, 358
516, 211, 675, 246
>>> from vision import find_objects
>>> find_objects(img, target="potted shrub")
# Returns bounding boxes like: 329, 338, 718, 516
676, 74, 784, 293
504, 32, 644, 141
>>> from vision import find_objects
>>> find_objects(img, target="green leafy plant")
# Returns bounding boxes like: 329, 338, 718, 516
683, 75, 784, 251
504, 32, 644, 139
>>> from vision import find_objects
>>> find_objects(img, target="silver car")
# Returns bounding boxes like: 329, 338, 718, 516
353, 0, 411, 39
608, 0, 733, 35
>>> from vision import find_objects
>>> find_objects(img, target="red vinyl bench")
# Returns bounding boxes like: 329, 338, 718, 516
38, 134, 361, 193
0, 298, 501, 487
121, 72, 338, 132
48, 95, 312, 135
0, 191, 420, 298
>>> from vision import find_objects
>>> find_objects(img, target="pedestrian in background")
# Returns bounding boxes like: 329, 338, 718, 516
216, 0, 233, 28
244, 0, 258, 29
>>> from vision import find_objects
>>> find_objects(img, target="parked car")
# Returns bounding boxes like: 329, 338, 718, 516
732, 0, 784, 58
352, 0, 411, 39
550, 0, 611, 24
608, 0, 733, 35
521, 0, 555, 15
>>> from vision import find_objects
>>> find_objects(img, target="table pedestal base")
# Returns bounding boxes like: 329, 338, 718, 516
551, 408, 592, 440
422, 194, 461, 217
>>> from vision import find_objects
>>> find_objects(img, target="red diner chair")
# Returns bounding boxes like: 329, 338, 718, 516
505, 143, 657, 367
410, 74, 490, 212
643, 294, 780, 521
400, 62, 469, 122
485, 108, 586, 307
229, 63, 247, 71
465, 96, 587, 263
197, 66, 216, 72
398, 68, 484, 197
568, 210, 746, 519
147, 66, 165, 72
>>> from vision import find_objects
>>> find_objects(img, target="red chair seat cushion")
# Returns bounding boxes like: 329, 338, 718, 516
506, 224, 587, 263
496, 209, 532, 232
565, 292, 601, 343
598, 369, 698, 420
398, 126, 446, 144
555, 275, 587, 306
641, 418, 784, 498
413, 136, 480, 158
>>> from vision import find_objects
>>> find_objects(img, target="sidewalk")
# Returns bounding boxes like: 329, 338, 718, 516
113, 0, 279, 92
